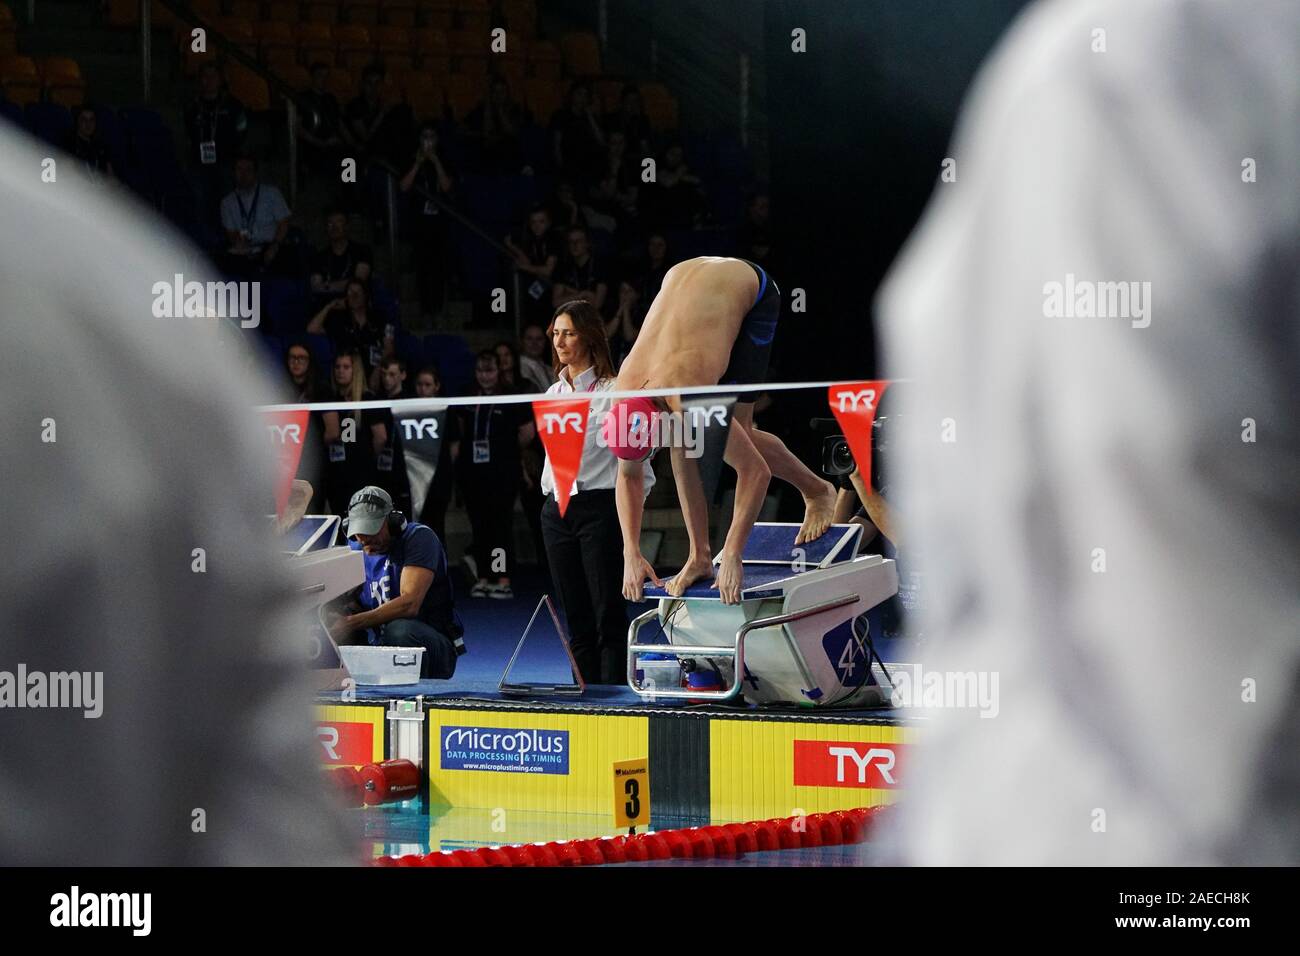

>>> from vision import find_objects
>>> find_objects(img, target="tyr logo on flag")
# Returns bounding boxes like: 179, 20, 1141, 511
828, 380, 890, 487
262, 409, 309, 516
533, 398, 589, 516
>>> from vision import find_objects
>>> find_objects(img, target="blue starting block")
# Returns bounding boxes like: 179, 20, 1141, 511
628, 523, 898, 707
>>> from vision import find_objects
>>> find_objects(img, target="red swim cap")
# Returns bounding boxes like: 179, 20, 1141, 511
601, 397, 659, 460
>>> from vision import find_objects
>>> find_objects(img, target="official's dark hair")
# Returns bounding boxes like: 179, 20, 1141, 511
549, 300, 615, 381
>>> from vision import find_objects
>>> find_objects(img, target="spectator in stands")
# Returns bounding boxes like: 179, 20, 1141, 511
518, 322, 557, 392
605, 83, 653, 158
284, 341, 340, 515
540, 300, 654, 684
310, 209, 372, 298
185, 62, 247, 230
412, 366, 459, 546
550, 82, 605, 191
551, 225, 610, 315
633, 231, 671, 303
505, 204, 561, 327
345, 64, 410, 164
588, 129, 639, 230
374, 357, 413, 517
65, 106, 114, 185
738, 190, 776, 274
497, 338, 549, 576
549, 180, 589, 233
323, 350, 387, 519
307, 278, 392, 391
296, 63, 346, 177
400, 122, 454, 322
456, 350, 535, 599
644, 141, 707, 229
219, 154, 292, 277
465, 76, 527, 175
605, 280, 642, 368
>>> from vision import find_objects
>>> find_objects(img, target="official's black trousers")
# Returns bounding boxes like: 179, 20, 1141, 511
540, 490, 628, 685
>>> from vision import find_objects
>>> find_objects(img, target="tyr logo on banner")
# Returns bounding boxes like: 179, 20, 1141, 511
542, 412, 584, 433
837, 389, 877, 412
402, 418, 440, 440
266, 423, 301, 443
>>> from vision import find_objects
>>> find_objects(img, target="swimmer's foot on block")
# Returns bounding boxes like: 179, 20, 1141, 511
795, 479, 838, 545
665, 556, 715, 597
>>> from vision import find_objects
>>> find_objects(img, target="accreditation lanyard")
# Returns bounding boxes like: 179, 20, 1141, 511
472, 401, 494, 463
235, 185, 261, 235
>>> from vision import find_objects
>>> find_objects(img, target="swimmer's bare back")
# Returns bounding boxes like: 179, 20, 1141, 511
615, 257, 760, 398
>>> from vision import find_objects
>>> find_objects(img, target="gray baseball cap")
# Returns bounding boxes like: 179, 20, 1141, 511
346, 486, 393, 537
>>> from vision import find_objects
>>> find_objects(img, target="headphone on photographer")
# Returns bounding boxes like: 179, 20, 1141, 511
345, 489, 407, 537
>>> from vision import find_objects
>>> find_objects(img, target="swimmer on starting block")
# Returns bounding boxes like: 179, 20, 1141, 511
605, 256, 837, 605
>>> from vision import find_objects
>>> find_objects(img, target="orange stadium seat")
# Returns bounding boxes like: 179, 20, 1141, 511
500, 0, 536, 36
456, 0, 490, 35
401, 70, 442, 120
594, 77, 624, 114
381, 0, 419, 28
418, 0, 453, 32
640, 82, 678, 131
325, 66, 354, 103
413, 26, 448, 65
299, 22, 337, 66
265, 1, 301, 24
494, 55, 527, 92
227, 0, 261, 21
257, 20, 298, 67
273, 62, 313, 92
441, 71, 485, 120
446, 28, 486, 74
343, 0, 381, 27
0, 54, 41, 106
528, 39, 561, 81
304, 0, 340, 25
227, 61, 272, 111
523, 76, 561, 124
0, 3, 16, 55
373, 24, 413, 70
335, 24, 374, 69
216, 17, 258, 56
43, 57, 86, 108
560, 31, 600, 76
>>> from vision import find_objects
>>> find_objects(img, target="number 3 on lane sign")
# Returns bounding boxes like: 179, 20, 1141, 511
613, 758, 649, 828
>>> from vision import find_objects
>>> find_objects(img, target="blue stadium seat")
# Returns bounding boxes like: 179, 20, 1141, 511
424, 333, 475, 395
395, 330, 422, 368
261, 277, 310, 336
306, 333, 334, 371
25, 102, 72, 146
0, 99, 25, 130
93, 106, 129, 170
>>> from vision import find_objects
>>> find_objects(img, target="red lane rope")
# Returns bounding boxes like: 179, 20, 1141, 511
375, 806, 893, 867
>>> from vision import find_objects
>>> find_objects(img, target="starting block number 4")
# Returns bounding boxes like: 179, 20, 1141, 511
613, 758, 650, 829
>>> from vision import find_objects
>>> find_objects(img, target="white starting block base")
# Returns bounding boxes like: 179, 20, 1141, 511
628, 523, 899, 707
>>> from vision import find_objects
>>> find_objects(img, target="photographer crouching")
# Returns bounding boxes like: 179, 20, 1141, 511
820, 392, 920, 641
327, 486, 466, 679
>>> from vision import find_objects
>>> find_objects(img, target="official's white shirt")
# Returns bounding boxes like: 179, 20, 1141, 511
540, 365, 656, 499
878, 0, 1300, 865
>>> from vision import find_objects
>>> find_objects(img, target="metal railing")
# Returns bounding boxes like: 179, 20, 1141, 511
140, 0, 524, 327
